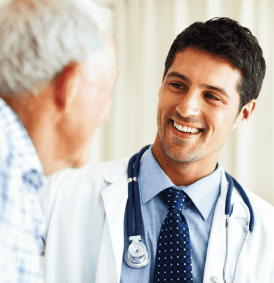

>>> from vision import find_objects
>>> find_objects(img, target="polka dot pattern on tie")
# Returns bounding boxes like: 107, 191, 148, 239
153, 187, 193, 282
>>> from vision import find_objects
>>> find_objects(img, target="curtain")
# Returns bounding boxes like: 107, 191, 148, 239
90, 0, 274, 205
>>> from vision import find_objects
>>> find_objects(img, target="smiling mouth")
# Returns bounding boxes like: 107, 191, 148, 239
172, 120, 204, 134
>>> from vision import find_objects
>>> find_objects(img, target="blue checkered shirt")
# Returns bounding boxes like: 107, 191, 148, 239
0, 97, 45, 282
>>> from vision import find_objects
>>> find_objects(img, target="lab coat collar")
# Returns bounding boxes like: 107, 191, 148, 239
219, 169, 248, 219
101, 158, 129, 184
98, 158, 129, 282
101, 157, 247, 210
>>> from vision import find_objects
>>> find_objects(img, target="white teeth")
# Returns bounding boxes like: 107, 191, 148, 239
173, 121, 199, 134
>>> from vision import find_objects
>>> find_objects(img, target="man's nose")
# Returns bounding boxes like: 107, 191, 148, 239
176, 88, 201, 117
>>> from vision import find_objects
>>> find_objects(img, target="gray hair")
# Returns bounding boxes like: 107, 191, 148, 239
0, 0, 109, 97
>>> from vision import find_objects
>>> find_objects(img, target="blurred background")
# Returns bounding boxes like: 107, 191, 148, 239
90, 0, 274, 206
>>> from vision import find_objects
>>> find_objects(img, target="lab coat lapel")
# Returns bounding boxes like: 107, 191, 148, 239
96, 160, 128, 283
202, 181, 227, 282
203, 170, 249, 283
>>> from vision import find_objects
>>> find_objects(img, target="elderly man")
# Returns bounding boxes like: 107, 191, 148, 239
0, 0, 116, 282
40, 17, 274, 283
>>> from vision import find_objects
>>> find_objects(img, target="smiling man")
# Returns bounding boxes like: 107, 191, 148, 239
153, 47, 251, 187
39, 18, 274, 283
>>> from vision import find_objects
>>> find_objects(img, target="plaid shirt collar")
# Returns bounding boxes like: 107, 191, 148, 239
0, 97, 45, 195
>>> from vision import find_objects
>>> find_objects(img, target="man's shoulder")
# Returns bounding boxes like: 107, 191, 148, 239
246, 188, 274, 212
39, 157, 130, 236
244, 187, 274, 226
54, 157, 129, 184
224, 170, 274, 219
45, 157, 129, 200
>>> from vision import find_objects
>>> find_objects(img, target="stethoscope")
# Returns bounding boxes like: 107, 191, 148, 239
124, 145, 151, 268
125, 145, 255, 281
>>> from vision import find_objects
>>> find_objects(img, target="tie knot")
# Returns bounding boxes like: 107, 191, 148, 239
161, 187, 186, 212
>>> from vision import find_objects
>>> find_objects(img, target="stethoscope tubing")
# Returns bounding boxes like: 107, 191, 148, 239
127, 153, 137, 237
127, 145, 150, 237
225, 172, 254, 232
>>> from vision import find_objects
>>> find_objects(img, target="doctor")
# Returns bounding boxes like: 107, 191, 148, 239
39, 17, 274, 283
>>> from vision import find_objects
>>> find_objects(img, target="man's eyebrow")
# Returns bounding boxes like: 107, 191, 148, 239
166, 72, 230, 98
166, 72, 192, 85
200, 84, 229, 98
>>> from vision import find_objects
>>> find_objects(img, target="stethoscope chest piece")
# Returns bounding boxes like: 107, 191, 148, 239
125, 236, 150, 268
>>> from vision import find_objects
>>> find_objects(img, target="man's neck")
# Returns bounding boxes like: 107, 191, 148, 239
151, 143, 218, 187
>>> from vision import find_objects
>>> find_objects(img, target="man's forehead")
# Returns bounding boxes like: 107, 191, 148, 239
168, 47, 242, 82
173, 47, 242, 74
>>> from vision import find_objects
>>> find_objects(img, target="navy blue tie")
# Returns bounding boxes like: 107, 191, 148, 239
153, 187, 193, 282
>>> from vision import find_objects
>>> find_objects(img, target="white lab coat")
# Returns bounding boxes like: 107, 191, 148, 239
39, 158, 274, 283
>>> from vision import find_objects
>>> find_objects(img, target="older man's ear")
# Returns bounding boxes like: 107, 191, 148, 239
54, 63, 84, 110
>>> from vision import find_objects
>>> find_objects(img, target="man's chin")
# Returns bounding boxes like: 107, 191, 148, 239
162, 143, 201, 164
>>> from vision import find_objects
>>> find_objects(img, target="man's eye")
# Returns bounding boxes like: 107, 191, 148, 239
170, 83, 187, 90
205, 93, 219, 100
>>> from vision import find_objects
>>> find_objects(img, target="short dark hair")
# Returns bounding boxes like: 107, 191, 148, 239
164, 17, 266, 112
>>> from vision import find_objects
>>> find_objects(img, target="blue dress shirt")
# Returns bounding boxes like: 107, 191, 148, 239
0, 98, 45, 283
120, 145, 221, 283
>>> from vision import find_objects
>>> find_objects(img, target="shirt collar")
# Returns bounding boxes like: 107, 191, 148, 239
0, 98, 45, 194
139, 145, 221, 221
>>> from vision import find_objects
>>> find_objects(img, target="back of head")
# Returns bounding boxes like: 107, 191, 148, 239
165, 17, 266, 111
0, 0, 109, 97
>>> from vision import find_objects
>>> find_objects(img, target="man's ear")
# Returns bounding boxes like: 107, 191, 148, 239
54, 62, 84, 110
235, 99, 257, 127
